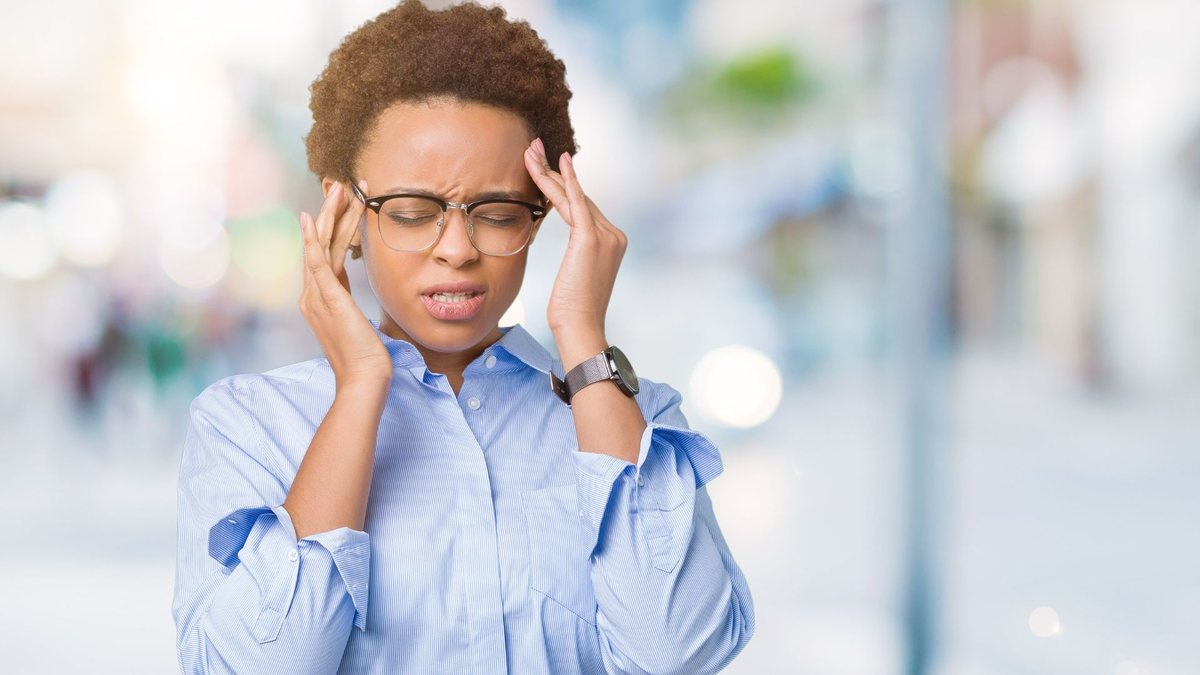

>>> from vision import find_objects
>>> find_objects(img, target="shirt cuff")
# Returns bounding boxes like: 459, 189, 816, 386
574, 421, 724, 557
207, 504, 371, 632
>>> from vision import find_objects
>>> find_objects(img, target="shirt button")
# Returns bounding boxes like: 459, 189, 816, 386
467, 397, 481, 410
578, 509, 584, 518
287, 549, 298, 563
485, 355, 497, 369
638, 477, 644, 487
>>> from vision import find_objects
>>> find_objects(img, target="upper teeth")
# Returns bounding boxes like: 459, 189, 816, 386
432, 292, 477, 303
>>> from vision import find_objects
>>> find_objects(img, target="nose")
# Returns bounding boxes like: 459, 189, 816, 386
430, 205, 480, 267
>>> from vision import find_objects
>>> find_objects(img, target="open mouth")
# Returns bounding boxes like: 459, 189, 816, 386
428, 291, 481, 304
420, 291, 486, 321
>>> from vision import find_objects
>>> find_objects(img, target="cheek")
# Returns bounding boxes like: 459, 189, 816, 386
359, 246, 411, 302
496, 258, 528, 300
365, 254, 407, 291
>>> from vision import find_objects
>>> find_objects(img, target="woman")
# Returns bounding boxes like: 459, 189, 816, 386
172, 2, 754, 673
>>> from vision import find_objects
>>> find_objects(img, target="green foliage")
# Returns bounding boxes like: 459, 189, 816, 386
663, 46, 817, 131
712, 47, 816, 108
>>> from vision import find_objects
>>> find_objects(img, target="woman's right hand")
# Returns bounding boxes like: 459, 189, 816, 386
299, 179, 394, 391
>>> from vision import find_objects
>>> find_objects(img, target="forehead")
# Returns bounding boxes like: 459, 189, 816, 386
357, 100, 536, 195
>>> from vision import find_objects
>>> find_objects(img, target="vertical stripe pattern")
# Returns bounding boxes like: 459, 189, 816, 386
172, 319, 755, 674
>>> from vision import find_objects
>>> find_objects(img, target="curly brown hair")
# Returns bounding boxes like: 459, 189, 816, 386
305, 0, 579, 259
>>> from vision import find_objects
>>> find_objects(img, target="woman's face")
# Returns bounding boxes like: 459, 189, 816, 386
343, 99, 543, 359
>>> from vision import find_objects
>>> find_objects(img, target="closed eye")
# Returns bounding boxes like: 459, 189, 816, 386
386, 212, 438, 226
475, 215, 521, 227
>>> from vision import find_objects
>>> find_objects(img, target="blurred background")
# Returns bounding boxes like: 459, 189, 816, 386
1, 0, 1197, 673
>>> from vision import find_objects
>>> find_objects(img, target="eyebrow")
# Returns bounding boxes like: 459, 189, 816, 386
378, 185, 538, 202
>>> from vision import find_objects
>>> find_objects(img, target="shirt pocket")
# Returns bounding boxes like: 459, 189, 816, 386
523, 482, 598, 625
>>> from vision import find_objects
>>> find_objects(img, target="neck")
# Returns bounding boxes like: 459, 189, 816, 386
377, 315, 502, 388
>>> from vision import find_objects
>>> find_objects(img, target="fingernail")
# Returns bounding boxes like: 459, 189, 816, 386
358, 179, 367, 191
330, 182, 342, 197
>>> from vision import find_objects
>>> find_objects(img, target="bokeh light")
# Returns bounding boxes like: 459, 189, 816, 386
227, 206, 302, 308
688, 344, 783, 428
0, 201, 57, 280
158, 226, 230, 290
44, 171, 125, 267
1028, 606, 1062, 638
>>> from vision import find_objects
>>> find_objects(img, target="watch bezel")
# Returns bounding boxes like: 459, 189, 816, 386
607, 346, 639, 396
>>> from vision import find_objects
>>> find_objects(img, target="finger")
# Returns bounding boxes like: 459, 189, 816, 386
300, 211, 313, 289
527, 139, 570, 204
338, 180, 367, 244
330, 181, 366, 280
559, 152, 595, 231
525, 143, 571, 224
524, 146, 566, 198
534, 138, 571, 201
315, 180, 344, 249
301, 210, 344, 297
301, 211, 325, 272
301, 211, 322, 265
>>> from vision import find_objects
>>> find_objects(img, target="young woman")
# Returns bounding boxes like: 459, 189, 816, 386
172, 2, 755, 673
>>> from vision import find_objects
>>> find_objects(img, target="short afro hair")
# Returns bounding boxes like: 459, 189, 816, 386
305, 0, 579, 259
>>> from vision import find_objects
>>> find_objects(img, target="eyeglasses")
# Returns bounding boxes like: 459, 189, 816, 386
349, 182, 546, 256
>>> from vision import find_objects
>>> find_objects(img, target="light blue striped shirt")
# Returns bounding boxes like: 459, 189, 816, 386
172, 319, 755, 674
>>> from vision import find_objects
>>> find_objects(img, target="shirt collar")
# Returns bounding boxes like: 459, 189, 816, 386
367, 318, 557, 378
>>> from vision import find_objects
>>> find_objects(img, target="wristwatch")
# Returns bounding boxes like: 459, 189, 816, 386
550, 345, 640, 406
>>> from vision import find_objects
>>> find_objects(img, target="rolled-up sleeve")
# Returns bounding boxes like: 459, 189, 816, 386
172, 378, 370, 675
573, 380, 756, 675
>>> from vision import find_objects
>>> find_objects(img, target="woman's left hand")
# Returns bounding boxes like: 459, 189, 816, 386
524, 137, 628, 340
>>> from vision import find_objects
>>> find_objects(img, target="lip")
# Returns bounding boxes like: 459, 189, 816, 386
420, 281, 487, 295
420, 290, 486, 321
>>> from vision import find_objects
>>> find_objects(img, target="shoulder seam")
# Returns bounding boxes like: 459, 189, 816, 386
200, 374, 287, 481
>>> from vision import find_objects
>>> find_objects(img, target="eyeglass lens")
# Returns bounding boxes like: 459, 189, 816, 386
374, 196, 533, 255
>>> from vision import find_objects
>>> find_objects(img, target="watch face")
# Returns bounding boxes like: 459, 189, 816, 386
609, 346, 639, 394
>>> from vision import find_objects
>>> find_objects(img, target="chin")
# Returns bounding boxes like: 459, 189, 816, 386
402, 311, 499, 349
420, 325, 495, 352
